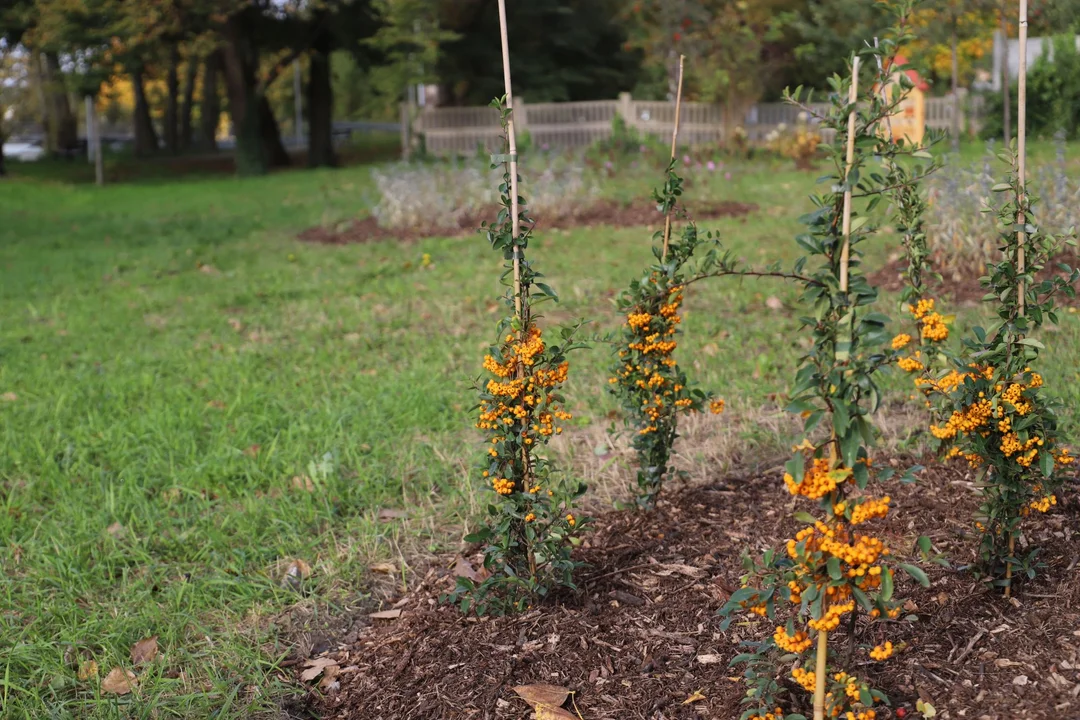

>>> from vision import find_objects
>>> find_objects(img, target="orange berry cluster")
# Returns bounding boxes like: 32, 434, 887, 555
784, 458, 849, 499
869, 641, 894, 661
774, 626, 813, 653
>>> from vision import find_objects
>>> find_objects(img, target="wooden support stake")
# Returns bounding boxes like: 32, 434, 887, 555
1006, 0, 1028, 599
812, 625, 829, 720
839, 55, 860, 294
496, 0, 523, 319
661, 55, 685, 261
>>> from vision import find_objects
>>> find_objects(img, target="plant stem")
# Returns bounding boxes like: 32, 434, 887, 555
661, 55, 685, 262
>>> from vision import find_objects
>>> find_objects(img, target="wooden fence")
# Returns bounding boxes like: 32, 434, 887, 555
408, 92, 986, 157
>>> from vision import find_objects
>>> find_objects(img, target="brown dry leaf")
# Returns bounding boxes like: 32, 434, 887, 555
105, 522, 125, 538
300, 657, 339, 683
377, 508, 407, 521
513, 684, 571, 709
696, 654, 722, 665
243, 444, 261, 458
452, 556, 486, 583
227, 318, 243, 332
765, 296, 784, 310
369, 562, 396, 574
701, 343, 719, 357
369, 609, 402, 620
130, 636, 158, 665
101, 667, 137, 695
206, 400, 226, 410
198, 264, 219, 275
1, 392, 18, 402
77, 660, 99, 681
534, 705, 578, 720
291, 475, 315, 492
683, 689, 707, 705
282, 559, 312, 586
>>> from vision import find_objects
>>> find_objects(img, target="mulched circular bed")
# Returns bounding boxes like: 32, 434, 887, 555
301, 461, 1080, 720
296, 200, 757, 245
868, 253, 1080, 307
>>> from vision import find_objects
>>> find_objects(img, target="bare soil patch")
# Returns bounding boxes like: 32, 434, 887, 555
297, 200, 757, 245
297, 460, 1080, 720
868, 252, 1080, 307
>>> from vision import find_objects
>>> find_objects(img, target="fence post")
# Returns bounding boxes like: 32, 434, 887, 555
400, 102, 410, 160
618, 91, 633, 129
516, 96, 528, 135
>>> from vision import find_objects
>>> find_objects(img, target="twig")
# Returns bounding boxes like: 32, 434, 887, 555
952, 627, 987, 665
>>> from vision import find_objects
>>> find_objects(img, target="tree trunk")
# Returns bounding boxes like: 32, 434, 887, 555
221, 15, 290, 175
307, 50, 336, 168
1001, 7, 1011, 145
44, 52, 77, 153
179, 50, 199, 151
30, 49, 53, 153
164, 47, 180, 153
132, 66, 160, 157
199, 50, 221, 151
951, 20, 960, 152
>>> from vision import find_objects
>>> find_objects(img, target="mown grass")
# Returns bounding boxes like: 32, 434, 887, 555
2, 140, 1079, 718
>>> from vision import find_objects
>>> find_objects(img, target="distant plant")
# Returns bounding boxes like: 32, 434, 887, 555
448, 98, 588, 616
371, 153, 594, 231
764, 114, 823, 170
982, 33, 1080, 141
927, 135, 1080, 276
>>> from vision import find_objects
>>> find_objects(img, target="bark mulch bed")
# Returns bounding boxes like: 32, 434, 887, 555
300, 460, 1080, 720
868, 253, 1080, 307
297, 200, 757, 245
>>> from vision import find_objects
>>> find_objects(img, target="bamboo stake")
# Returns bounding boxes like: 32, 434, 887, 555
661, 55, 686, 261
496, 0, 522, 319
839, 56, 861, 294
817, 54, 860, 720
1006, 0, 1028, 599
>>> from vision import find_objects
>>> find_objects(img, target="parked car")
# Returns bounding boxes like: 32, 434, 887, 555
2, 141, 46, 162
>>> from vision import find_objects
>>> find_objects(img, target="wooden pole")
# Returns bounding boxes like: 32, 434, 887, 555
496, 0, 522, 319
1005, 0, 1027, 599
1001, 6, 1011, 146
661, 55, 685, 262
839, 56, 860, 295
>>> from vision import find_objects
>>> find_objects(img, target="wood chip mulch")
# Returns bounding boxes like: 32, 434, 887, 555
296, 199, 756, 245
299, 460, 1080, 720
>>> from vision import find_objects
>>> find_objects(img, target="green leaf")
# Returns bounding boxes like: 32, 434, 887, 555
827, 557, 842, 581
897, 563, 930, 588
881, 566, 894, 601
794, 512, 818, 524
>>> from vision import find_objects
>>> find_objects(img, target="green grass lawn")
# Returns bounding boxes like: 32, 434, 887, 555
2, 141, 1079, 718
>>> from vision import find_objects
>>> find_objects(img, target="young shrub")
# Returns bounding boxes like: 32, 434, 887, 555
608, 158, 728, 509
449, 99, 588, 615
921, 144, 1078, 587
721, 13, 932, 719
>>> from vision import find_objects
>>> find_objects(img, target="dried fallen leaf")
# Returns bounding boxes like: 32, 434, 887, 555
765, 296, 784, 310
1, 392, 17, 402
130, 636, 158, 665
243, 444, 261, 458
696, 654, 722, 665
101, 667, 137, 695
916, 699, 937, 718
513, 684, 571, 709
369, 562, 396, 574
534, 705, 577, 720
77, 660, 99, 681
377, 508, 407, 521
198, 264, 219, 275
452, 556, 486, 583
1013, 675, 1029, 686
300, 657, 338, 683
206, 400, 226, 410
369, 609, 402, 620
291, 475, 315, 492
683, 689, 707, 705
282, 559, 312, 589
105, 522, 125, 538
